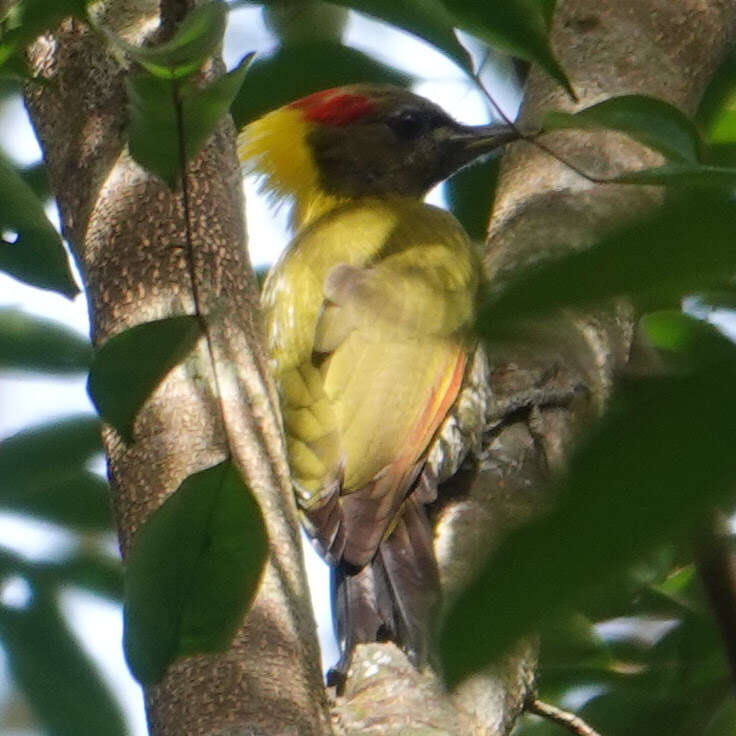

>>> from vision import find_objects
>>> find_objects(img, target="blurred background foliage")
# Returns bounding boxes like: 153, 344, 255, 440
0, 0, 736, 734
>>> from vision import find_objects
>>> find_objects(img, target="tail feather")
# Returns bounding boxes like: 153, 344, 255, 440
328, 491, 439, 685
378, 494, 440, 665
330, 556, 394, 681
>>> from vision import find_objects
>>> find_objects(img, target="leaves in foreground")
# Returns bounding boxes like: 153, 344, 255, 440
0, 415, 102, 497
117, 0, 253, 186
612, 163, 736, 187
445, 157, 501, 242
0, 307, 91, 373
477, 192, 736, 332
87, 314, 202, 442
0, 155, 78, 297
126, 54, 253, 188
0, 591, 126, 736
447, 0, 574, 96
0, 547, 122, 603
576, 607, 731, 736
440, 314, 736, 686
1, 470, 111, 530
541, 95, 736, 189
543, 95, 705, 164
123, 460, 268, 685
0, 0, 90, 74
0, 415, 111, 528
105, 0, 227, 80
517, 545, 734, 736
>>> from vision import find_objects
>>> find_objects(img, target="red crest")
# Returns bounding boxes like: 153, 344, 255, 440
289, 89, 376, 126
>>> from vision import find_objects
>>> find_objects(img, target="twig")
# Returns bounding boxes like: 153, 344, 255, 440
472, 62, 609, 186
526, 698, 603, 736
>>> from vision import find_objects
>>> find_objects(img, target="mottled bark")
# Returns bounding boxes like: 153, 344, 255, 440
24, 2, 330, 735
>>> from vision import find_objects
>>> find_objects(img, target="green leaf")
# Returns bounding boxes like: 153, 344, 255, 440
87, 315, 202, 442
704, 696, 736, 736
579, 688, 688, 736
0, 0, 89, 72
698, 48, 736, 136
444, 157, 501, 242
0, 156, 78, 296
654, 564, 698, 600
18, 159, 52, 201
325, 0, 473, 73
123, 460, 268, 685
440, 317, 736, 687
537, 0, 557, 29
0, 548, 122, 601
180, 53, 253, 159
543, 95, 704, 164
700, 50, 736, 147
612, 163, 736, 187
640, 310, 700, 354
107, 1, 228, 79
0, 470, 112, 531
634, 572, 702, 622
0, 415, 102, 498
0, 307, 91, 372
607, 615, 730, 735
478, 193, 736, 330
126, 73, 179, 186
538, 613, 615, 673
709, 103, 736, 145
127, 54, 252, 187
43, 552, 122, 601
0, 592, 126, 736
641, 310, 736, 372
0, 151, 51, 200
709, 141, 736, 168
445, 0, 574, 97
231, 41, 410, 128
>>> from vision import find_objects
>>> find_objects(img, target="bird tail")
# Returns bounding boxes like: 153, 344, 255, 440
329, 493, 440, 686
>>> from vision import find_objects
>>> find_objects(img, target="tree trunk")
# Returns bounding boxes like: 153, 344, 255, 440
25, 1, 330, 734
22, 0, 736, 734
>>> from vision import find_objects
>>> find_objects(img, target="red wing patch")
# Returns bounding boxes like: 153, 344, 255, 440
404, 350, 467, 468
289, 89, 376, 126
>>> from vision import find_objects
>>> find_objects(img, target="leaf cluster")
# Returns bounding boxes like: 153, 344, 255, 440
439, 49, 736, 736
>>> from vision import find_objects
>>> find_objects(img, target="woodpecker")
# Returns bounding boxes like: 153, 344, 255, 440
238, 84, 517, 679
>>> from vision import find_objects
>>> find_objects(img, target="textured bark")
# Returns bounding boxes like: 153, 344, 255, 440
20, 0, 736, 734
333, 0, 736, 734
24, 2, 330, 735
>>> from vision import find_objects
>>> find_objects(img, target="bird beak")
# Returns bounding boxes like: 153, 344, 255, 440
442, 122, 520, 173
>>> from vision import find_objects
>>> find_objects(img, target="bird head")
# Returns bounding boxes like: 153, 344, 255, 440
239, 84, 518, 228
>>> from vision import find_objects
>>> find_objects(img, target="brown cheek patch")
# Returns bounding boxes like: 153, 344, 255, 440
289, 89, 376, 125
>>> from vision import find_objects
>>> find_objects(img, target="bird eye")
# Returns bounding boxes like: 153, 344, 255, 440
387, 110, 427, 139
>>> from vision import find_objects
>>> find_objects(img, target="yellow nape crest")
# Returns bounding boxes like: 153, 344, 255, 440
238, 107, 343, 229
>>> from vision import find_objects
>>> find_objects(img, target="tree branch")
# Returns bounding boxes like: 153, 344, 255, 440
527, 698, 603, 736
24, 3, 331, 734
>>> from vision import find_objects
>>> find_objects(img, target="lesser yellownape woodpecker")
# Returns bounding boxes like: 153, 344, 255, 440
238, 84, 517, 679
